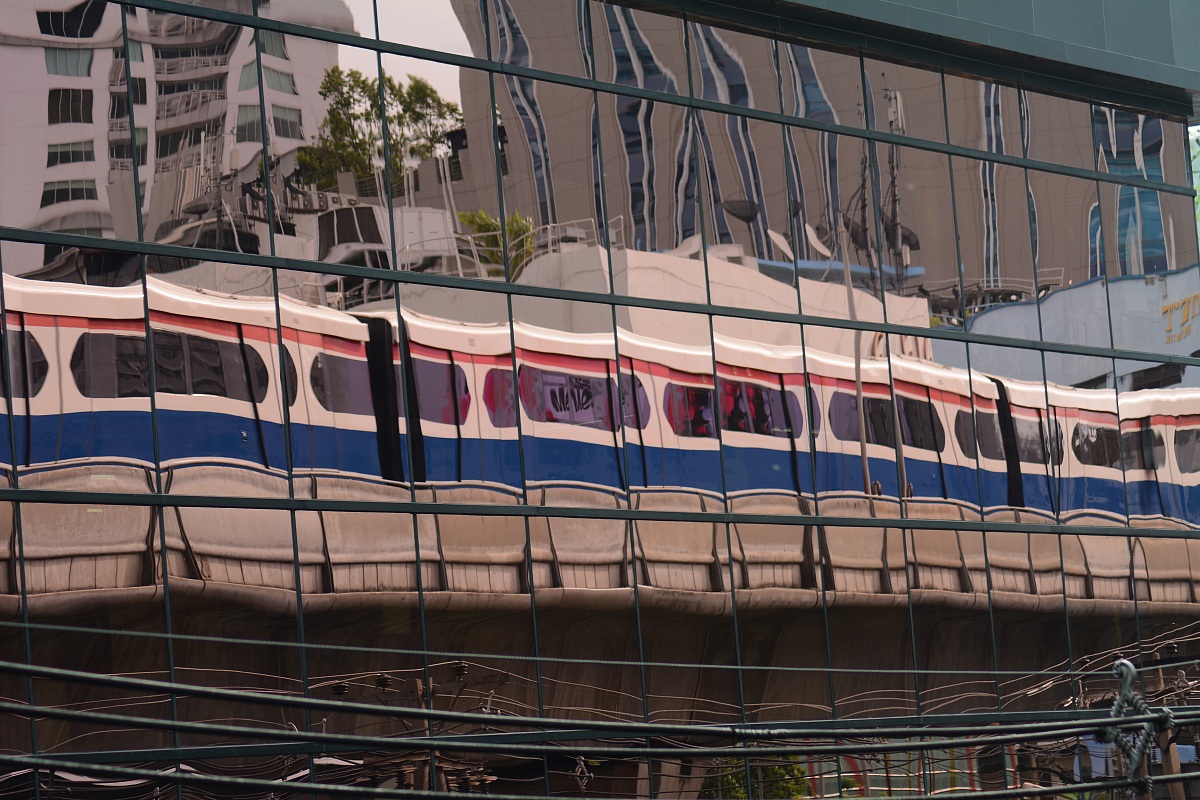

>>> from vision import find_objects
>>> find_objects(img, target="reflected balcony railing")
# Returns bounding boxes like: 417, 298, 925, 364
147, 14, 231, 41
156, 89, 227, 122
154, 55, 230, 76
108, 59, 126, 87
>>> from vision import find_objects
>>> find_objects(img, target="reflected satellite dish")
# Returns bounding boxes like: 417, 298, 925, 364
767, 229, 795, 262
720, 198, 759, 223
804, 223, 832, 259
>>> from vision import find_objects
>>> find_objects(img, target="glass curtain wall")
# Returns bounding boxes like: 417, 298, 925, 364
0, 0, 1195, 796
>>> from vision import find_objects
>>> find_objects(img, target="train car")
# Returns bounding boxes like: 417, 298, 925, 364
0, 275, 378, 477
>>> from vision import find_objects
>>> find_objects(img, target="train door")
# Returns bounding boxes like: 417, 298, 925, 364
406, 341, 473, 484
1119, 416, 1168, 520
654, 366, 722, 493
300, 331, 380, 477
822, 377, 902, 500
618, 356, 653, 489
947, 388, 1008, 510
60, 317, 154, 465
4, 313, 52, 469
466, 352, 520, 487
1060, 408, 1123, 519
715, 364, 808, 494
892, 379, 952, 501
1172, 418, 1200, 524
992, 380, 1061, 514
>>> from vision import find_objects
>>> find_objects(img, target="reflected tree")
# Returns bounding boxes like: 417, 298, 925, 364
458, 209, 534, 278
296, 66, 463, 191
700, 757, 812, 799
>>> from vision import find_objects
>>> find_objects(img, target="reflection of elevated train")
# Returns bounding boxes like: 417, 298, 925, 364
3, 274, 1200, 613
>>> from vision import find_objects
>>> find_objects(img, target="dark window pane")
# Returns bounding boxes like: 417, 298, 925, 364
1071, 422, 1121, 469
954, 409, 1005, 460
1120, 426, 1165, 471
663, 383, 716, 438
412, 357, 469, 424
620, 373, 650, 430
6, 331, 49, 399
309, 353, 374, 415
1013, 413, 1063, 466
829, 392, 895, 447
188, 335, 226, 396
152, 330, 187, 394
72, 333, 150, 399
48, 88, 92, 124
897, 396, 945, 452
483, 368, 517, 428
718, 378, 799, 438
38, 0, 106, 37
1176, 429, 1200, 474
115, 336, 149, 398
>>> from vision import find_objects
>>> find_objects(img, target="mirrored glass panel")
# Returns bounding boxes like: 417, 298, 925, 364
495, 78, 606, 290
599, 95, 704, 300
1093, 104, 1189, 188
688, 22, 779, 114
948, 157, 1035, 335
374, 0, 485, 62
1022, 89, 1094, 169
778, 40, 864, 129
488, 0, 591, 79
0, 1, 141, 248
696, 111, 795, 312
1100, 185, 1200, 366
945, 74, 1022, 157
863, 57, 945, 144
591, 1, 687, 98
1025, 171, 1108, 350
870, 141, 952, 302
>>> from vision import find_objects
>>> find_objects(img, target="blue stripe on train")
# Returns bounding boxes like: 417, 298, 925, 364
3, 413, 1187, 525
8, 412, 381, 476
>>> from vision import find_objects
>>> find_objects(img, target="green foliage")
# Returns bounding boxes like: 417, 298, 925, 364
296, 66, 463, 191
700, 757, 812, 799
457, 209, 535, 278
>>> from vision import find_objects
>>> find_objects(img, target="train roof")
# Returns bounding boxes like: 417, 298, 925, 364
3, 276, 369, 341
356, 308, 513, 357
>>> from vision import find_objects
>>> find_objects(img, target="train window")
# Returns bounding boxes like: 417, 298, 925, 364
518, 365, 616, 431
482, 369, 517, 428
189, 336, 226, 396
412, 357, 470, 425
153, 331, 188, 394
663, 383, 717, 438
1012, 414, 1064, 466
115, 337, 149, 397
5, 331, 49, 398
71, 333, 148, 398
717, 378, 803, 438
1071, 423, 1122, 469
829, 392, 895, 447
953, 410, 1004, 460
1120, 427, 1165, 471
620, 373, 650, 430
1176, 429, 1200, 473
309, 353, 374, 415
896, 396, 945, 452
71, 331, 271, 402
